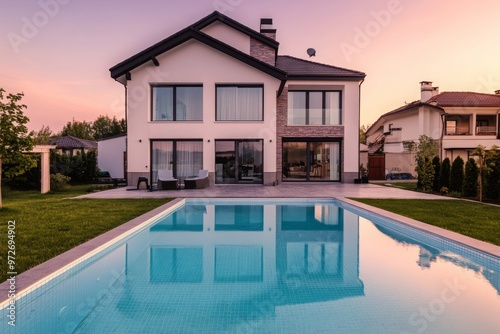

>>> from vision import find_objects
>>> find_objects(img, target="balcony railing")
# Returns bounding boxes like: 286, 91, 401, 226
446, 127, 471, 135
476, 126, 497, 136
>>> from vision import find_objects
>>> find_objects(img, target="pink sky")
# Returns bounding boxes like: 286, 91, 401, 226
2, 0, 499, 132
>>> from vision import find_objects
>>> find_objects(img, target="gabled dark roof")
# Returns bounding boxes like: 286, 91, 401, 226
109, 11, 283, 80
191, 11, 279, 49
425, 92, 500, 107
48, 136, 97, 149
276, 55, 365, 81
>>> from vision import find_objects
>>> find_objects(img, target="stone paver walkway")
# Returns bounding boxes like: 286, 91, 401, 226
78, 182, 448, 200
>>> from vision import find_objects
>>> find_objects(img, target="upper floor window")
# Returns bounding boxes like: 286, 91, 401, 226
445, 115, 471, 135
152, 85, 203, 121
216, 85, 263, 121
476, 115, 497, 135
288, 91, 341, 126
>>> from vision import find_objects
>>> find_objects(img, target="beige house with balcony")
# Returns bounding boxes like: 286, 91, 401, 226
366, 82, 500, 179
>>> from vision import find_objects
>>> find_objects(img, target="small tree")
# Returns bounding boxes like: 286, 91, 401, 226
359, 124, 371, 145
33, 125, 54, 145
432, 156, 441, 192
414, 135, 438, 192
0, 88, 36, 208
472, 145, 487, 202
463, 158, 479, 197
440, 158, 451, 189
449, 156, 464, 194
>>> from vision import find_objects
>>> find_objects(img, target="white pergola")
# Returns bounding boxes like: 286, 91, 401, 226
27, 145, 57, 194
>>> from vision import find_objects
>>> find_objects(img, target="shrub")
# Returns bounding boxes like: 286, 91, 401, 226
440, 186, 449, 195
448, 191, 462, 198
432, 156, 441, 192
463, 158, 478, 197
440, 158, 451, 189
484, 149, 500, 200
449, 156, 464, 193
50, 173, 71, 191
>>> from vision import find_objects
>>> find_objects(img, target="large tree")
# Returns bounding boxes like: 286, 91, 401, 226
0, 88, 35, 208
92, 115, 126, 139
60, 119, 94, 140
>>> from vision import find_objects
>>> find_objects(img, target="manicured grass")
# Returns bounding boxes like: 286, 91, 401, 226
352, 199, 500, 246
0, 186, 172, 282
375, 182, 418, 191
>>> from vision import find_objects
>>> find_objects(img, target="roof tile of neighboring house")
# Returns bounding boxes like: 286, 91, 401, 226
276, 55, 365, 80
426, 92, 500, 107
48, 136, 97, 150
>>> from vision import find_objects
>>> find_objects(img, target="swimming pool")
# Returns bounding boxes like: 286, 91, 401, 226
2, 199, 500, 333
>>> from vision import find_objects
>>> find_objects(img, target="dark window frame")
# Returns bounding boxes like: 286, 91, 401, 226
215, 84, 264, 121
282, 138, 343, 182
288, 90, 342, 125
150, 84, 203, 121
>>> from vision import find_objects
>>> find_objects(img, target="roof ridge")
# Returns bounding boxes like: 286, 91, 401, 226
278, 55, 365, 75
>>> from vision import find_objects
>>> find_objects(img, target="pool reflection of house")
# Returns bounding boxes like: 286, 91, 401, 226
375, 224, 500, 295
119, 203, 364, 328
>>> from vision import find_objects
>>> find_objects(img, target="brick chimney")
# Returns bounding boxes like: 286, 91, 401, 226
432, 86, 439, 97
420, 81, 433, 102
260, 18, 276, 40
250, 18, 277, 66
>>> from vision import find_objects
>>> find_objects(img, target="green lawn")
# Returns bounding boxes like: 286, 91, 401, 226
352, 199, 500, 246
0, 186, 172, 282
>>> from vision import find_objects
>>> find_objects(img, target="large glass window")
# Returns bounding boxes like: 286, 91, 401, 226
283, 141, 340, 181
215, 140, 263, 184
216, 85, 263, 121
152, 85, 203, 121
151, 140, 203, 185
288, 91, 341, 125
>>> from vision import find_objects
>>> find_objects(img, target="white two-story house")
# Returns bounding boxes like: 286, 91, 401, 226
110, 11, 365, 187
367, 81, 500, 179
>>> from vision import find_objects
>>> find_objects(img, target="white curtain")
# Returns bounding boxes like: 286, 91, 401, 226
217, 87, 262, 120
176, 141, 203, 184
152, 141, 173, 182
325, 92, 341, 125
329, 142, 340, 180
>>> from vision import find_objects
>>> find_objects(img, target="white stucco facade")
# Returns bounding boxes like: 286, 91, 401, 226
97, 135, 127, 178
110, 12, 365, 186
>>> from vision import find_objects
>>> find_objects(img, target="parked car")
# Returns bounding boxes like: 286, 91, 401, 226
386, 172, 414, 180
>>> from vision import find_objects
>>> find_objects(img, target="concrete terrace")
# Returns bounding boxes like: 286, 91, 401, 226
78, 182, 445, 200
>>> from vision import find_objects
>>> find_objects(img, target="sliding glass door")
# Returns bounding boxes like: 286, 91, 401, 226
215, 140, 263, 184
283, 140, 340, 181
151, 140, 203, 185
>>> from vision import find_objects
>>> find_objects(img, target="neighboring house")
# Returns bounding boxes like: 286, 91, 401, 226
97, 134, 127, 178
367, 81, 500, 179
109, 11, 365, 186
48, 135, 97, 156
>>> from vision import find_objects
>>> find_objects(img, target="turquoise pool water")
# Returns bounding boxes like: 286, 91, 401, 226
2, 199, 500, 333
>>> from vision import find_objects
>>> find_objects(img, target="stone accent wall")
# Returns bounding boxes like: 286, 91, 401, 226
276, 87, 346, 182
250, 37, 276, 66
